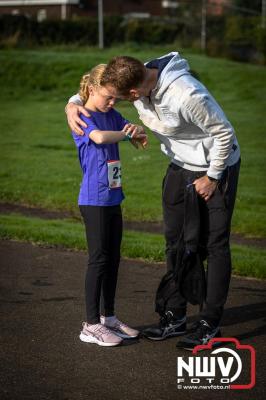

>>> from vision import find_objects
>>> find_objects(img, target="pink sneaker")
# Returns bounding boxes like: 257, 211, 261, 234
79, 322, 122, 347
101, 316, 139, 339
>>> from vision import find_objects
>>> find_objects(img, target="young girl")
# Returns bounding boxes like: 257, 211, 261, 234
72, 64, 147, 347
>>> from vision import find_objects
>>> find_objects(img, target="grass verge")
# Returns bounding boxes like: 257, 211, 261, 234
0, 48, 266, 237
0, 213, 265, 279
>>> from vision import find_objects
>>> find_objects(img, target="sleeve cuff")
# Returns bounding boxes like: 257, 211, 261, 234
207, 167, 223, 181
68, 94, 83, 105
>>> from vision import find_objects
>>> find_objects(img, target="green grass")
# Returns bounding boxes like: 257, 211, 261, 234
0, 47, 266, 237
0, 213, 265, 279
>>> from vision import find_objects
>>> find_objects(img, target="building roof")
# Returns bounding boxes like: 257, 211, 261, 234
0, 0, 79, 5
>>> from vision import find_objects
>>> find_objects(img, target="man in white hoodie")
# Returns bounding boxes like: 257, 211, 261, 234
66, 52, 241, 350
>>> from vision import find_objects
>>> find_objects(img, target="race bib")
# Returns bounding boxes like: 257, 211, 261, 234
107, 160, 122, 189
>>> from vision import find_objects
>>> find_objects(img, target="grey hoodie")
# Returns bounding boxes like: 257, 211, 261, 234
134, 52, 240, 180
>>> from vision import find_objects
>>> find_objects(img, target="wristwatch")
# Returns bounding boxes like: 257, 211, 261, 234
122, 133, 132, 141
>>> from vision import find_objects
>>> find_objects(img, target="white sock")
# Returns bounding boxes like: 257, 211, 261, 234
103, 315, 116, 325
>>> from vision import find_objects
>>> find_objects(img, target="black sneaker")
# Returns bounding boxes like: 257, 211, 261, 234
176, 319, 221, 351
142, 311, 186, 341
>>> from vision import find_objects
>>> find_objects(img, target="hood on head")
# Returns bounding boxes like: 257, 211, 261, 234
147, 52, 190, 99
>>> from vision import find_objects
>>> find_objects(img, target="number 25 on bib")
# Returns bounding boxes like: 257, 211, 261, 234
107, 160, 122, 189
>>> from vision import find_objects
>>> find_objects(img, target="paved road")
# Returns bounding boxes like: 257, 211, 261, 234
0, 240, 265, 400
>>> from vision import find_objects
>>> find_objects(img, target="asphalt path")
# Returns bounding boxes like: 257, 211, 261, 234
0, 240, 265, 400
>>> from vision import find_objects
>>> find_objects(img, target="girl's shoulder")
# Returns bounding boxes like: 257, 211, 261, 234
80, 108, 120, 122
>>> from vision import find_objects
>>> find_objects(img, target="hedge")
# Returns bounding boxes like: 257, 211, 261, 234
0, 14, 265, 64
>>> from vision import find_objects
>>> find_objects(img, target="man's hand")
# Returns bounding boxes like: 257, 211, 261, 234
193, 175, 218, 202
65, 103, 90, 135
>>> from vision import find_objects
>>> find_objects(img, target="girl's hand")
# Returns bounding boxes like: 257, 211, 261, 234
66, 103, 90, 135
123, 124, 148, 149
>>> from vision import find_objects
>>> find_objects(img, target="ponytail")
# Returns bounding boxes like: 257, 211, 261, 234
78, 64, 107, 103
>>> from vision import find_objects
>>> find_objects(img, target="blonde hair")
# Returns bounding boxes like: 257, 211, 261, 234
79, 64, 107, 103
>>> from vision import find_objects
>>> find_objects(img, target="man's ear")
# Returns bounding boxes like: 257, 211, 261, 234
129, 89, 140, 99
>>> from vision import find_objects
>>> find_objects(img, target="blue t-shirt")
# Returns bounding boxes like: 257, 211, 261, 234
72, 108, 128, 206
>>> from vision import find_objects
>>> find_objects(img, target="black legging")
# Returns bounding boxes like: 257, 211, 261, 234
79, 205, 122, 324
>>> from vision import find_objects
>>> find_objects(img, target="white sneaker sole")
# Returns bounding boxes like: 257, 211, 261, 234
177, 332, 222, 351
182, 340, 222, 352
79, 333, 122, 347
